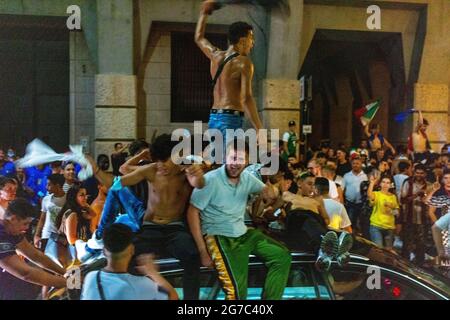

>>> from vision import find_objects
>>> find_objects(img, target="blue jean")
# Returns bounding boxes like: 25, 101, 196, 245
208, 113, 243, 162
44, 238, 60, 265
370, 225, 394, 248
96, 185, 146, 238
345, 201, 371, 239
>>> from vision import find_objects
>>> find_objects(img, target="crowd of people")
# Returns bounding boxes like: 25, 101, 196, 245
0, 1, 449, 301
279, 116, 450, 268
0, 122, 449, 300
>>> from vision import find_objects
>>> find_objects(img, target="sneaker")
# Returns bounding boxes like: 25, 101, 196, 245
315, 231, 339, 272
336, 232, 353, 267
315, 249, 332, 272
321, 231, 339, 257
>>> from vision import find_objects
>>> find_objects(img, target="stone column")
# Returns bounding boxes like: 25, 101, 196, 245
95, 75, 137, 157
414, 84, 449, 152
94, 0, 136, 158
261, 0, 303, 141
261, 79, 300, 140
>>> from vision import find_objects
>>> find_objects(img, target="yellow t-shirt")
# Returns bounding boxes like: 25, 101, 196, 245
370, 191, 399, 230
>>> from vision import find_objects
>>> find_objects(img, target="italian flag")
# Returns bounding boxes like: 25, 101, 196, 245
354, 100, 380, 126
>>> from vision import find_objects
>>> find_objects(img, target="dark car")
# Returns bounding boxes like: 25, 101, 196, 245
50, 234, 450, 300
158, 235, 450, 300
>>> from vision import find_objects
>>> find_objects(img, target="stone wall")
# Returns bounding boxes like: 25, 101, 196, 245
70, 32, 95, 154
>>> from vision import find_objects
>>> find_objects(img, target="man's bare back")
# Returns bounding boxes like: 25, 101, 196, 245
195, 3, 263, 131
210, 50, 252, 112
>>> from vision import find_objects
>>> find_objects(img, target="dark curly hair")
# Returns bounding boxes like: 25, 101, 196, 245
150, 134, 178, 162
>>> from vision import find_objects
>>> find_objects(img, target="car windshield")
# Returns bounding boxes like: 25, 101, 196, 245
363, 244, 450, 298
402, 265, 450, 297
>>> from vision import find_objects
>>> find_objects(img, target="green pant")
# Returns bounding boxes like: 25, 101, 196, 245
205, 228, 291, 300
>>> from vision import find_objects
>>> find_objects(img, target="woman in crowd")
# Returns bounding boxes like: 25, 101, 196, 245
55, 183, 95, 266
367, 174, 399, 250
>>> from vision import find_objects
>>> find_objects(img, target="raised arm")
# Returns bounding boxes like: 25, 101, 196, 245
195, 1, 220, 60
85, 155, 114, 188
368, 175, 377, 201
363, 124, 371, 138
240, 57, 263, 131
119, 148, 151, 175
112, 143, 129, 155
418, 110, 424, 126
383, 137, 396, 155
120, 163, 155, 187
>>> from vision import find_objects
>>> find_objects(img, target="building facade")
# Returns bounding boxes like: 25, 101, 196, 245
0, 0, 448, 157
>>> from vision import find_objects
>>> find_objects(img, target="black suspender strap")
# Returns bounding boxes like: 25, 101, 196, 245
212, 52, 240, 87
96, 271, 106, 300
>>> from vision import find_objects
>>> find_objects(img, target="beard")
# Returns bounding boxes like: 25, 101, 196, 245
226, 165, 244, 178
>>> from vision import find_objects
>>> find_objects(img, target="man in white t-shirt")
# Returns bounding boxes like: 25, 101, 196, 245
393, 161, 411, 200
308, 160, 340, 202
315, 177, 352, 233
81, 223, 177, 300
33, 174, 66, 261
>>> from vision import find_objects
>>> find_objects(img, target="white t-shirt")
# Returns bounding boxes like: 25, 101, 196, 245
41, 194, 67, 239
282, 132, 290, 142
63, 182, 73, 194
323, 198, 352, 230
328, 180, 339, 200
81, 271, 169, 300
393, 174, 409, 200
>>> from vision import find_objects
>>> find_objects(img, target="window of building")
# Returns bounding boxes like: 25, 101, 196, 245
171, 31, 227, 123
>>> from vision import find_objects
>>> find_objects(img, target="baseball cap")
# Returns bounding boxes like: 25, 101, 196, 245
288, 120, 296, 126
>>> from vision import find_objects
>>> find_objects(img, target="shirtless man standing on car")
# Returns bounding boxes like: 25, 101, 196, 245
195, 0, 264, 151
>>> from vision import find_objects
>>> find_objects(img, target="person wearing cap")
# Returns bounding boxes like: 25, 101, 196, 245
282, 120, 301, 162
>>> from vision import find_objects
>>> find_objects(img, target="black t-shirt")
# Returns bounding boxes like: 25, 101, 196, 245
111, 152, 128, 176
0, 223, 23, 261
336, 161, 352, 177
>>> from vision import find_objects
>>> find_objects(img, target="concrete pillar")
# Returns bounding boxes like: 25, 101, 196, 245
94, 0, 137, 158
414, 84, 449, 151
261, 0, 303, 138
416, 0, 450, 147
261, 79, 300, 139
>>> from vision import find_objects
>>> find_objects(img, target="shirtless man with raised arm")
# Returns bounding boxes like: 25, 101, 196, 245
87, 134, 204, 300
195, 1, 264, 141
